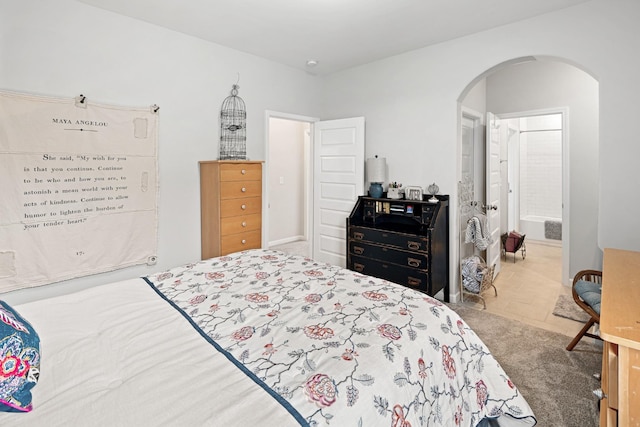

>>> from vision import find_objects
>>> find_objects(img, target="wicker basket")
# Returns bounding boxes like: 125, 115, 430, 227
461, 257, 497, 309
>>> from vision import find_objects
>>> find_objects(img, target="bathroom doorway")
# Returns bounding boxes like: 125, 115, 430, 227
460, 57, 599, 287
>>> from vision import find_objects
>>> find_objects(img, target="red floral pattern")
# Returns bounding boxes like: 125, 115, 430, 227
304, 324, 334, 340
304, 374, 336, 408
147, 249, 536, 427
392, 404, 411, 427
377, 323, 402, 340
362, 290, 388, 301
304, 294, 322, 304
245, 293, 269, 303
232, 326, 254, 341
442, 345, 456, 379
476, 380, 488, 409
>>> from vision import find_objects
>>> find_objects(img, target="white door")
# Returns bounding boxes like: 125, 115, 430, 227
486, 113, 502, 275
312, 117, 365, 266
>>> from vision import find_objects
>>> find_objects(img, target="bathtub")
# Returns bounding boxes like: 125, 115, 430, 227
519, 215, 562, 243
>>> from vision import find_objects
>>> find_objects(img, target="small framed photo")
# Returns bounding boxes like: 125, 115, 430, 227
405, 186, 422, 201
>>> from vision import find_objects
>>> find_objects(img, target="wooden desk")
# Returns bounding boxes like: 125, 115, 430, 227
600, 248, 640, 426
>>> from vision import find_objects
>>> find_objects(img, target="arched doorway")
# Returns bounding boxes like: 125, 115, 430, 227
457, 56, 599, 330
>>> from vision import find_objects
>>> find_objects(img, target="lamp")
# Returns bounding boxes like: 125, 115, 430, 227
366, 155, 386, 198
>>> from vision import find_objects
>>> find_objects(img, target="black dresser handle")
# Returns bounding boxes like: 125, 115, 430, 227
353, 246, 364, 255
407, 258, 420, 268
407, 241, 421, 250
408, 277, 422, 286
353, 232, 364, 240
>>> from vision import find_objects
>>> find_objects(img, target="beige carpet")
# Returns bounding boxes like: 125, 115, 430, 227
450, 304, 601, 427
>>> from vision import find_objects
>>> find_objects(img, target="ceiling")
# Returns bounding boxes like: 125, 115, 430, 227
76, 0, 590, 75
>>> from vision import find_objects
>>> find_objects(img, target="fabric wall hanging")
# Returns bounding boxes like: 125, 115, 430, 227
0, 90, 159, 292
219, 84, 246, 160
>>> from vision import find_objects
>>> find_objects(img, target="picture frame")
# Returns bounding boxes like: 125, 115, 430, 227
405, 186, 422, 201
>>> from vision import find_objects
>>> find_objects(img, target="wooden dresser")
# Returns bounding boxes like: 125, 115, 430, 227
199, 160, 263, 259
346, 195, 449, 301
599, 248, 640, 426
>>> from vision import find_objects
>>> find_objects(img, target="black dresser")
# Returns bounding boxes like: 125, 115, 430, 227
346, 195, 449, 301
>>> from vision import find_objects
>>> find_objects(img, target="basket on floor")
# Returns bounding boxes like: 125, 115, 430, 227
461, 256, 497, 309
501, 231, 526, 262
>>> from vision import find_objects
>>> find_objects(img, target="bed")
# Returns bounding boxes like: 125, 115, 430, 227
0, 249, 536, 426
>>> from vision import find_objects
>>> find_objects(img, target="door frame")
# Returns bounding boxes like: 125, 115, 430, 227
494, 107, 570, 285
264, 111, 319, 251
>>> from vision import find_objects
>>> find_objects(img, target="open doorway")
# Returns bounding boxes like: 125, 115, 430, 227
457, 57, 599, 334
265, 113, 365, 265
265, 112, 315, 257
502, 111, 565, 247
460, 58, 598, 284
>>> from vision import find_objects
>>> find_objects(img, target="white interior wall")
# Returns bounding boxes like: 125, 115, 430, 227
519, 115, 563, 220
268, 118, 306, 245
0, 0, 322, 304
320, 0, 632, 299
2, 0, 638, 305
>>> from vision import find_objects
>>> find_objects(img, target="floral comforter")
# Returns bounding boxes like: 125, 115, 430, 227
144, 249, 536, 427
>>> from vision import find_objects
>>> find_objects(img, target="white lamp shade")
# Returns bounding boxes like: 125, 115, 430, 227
366, 157, 386, 183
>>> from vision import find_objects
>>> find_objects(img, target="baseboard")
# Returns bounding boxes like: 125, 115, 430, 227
268, 236, 306, 247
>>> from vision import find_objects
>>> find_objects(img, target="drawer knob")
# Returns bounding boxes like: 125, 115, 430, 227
241, 204, 246, 210
241, 169, 246, 175
241, 239, 247, 244
353, 232, 364, 240
408, 242, 420, 250
407, 258, 420, 268
353, 246, 364, 255
592, 389, 607, 400
242, 221, 247, 227
241, 187, 246, 192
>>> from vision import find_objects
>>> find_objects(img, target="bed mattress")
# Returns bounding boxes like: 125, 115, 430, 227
0, 249, 536, 426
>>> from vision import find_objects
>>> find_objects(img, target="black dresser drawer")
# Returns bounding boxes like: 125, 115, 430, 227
349, 255, 428, 290
349, 226, 429, 252
349, 241, 428, 270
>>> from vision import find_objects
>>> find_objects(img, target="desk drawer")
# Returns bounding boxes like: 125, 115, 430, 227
349, 241, 428, 270
221, 230, 261, 255
221, 181, 262, 199
220, 197, 261, 217
221, 214, 261, 236
350, 226, 429, 252
220, 163, 262, 181
349, 254, 428, 291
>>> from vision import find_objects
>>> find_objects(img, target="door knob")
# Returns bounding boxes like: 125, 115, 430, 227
592, 389, 607, 400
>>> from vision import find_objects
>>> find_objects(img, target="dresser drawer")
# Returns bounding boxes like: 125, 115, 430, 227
220, 181, 262, 199
349, 254, 428, 291
349, 241, 428, 270
221, 214, 261, 236
220, 197, 261, 217
350, 226, 429, 253
221, 230, 261, 255
220, 163, 262, 181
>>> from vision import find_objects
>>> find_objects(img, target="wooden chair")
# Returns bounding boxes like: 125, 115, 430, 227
566, 269, 603, 351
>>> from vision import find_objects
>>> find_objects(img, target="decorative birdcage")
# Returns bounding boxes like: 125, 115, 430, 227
219, 84, 246, 160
